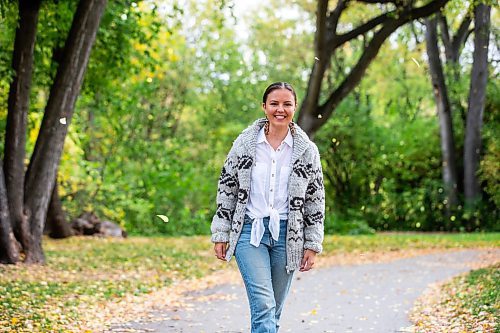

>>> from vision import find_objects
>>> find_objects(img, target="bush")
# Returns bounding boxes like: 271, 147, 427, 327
324, 209, 375, 235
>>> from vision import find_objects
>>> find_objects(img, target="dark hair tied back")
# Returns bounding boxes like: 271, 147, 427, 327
262, 82, 297, 105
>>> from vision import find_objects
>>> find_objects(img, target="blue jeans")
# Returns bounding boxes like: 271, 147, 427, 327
235, 215, 294, 333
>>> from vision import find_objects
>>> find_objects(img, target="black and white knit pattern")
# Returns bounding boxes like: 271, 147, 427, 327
211, 118, 325, 273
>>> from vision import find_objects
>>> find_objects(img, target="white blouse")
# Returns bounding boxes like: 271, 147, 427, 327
246, 127, 293, 247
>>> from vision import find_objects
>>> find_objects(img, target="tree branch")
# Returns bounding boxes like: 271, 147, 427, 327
451, 13, 472, 62
438, 12, 452, 52
297, 0, 332, 130
317, 0, 449, 128
315, 0, 329, 54
326, 0, 348, 36
334, 11, 391, 48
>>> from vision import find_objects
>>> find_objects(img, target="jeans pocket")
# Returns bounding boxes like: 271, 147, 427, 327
237, 222, 251, 243
244, 214, 254, 225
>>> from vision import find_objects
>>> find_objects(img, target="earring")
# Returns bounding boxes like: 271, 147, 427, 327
289, 122, 296, 135
264, 120, 270, 135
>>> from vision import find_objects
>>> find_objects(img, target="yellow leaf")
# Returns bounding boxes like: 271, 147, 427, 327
156, 215, 169, 223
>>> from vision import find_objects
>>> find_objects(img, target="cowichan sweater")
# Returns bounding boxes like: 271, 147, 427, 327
211, 118, 325, 273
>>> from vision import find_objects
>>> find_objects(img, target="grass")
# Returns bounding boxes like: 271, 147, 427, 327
462, 265, 499, 319
322, 232, 500, 254
410, 263, 499, 332
0, 232, 498, 332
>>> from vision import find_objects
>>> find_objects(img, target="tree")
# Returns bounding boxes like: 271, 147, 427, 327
297, 0, 449, 138
3, 0, 42, 264
423, 1, 492, 225
1, 0, 108, 264
424, 14, 463, 211
0, 163, 18, 263
464, 3, 491, 207
45, 173, 73, 239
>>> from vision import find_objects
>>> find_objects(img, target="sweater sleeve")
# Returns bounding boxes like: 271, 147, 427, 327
303, 146, 325, 253
211, 143, 239, 243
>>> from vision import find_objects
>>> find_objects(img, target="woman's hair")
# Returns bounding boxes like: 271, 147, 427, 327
262, 82, 297, 105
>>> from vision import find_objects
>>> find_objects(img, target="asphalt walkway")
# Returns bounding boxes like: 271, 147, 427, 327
109, 249, 498, 333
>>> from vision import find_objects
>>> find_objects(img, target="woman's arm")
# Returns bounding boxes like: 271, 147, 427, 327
210, 143, 240, 244
302, 146, 325, 254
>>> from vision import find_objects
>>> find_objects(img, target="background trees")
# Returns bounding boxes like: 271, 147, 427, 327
0, 0, 497, 264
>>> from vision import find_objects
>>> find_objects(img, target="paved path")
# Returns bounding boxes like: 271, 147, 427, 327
109, 249, 498, 333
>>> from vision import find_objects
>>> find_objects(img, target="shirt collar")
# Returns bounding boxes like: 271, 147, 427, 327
257, 127, 266, 144
283, 129, 293, 148
256, 127, 293, 147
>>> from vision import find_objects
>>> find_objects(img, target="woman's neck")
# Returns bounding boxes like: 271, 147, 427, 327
266, 124, 289, 149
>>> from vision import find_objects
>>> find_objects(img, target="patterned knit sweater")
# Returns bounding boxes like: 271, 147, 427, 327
211, 118, 325, 273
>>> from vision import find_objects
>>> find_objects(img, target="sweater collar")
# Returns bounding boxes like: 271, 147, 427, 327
256, 127, 293, 148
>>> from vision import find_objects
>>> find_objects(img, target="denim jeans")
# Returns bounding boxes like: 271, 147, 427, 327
235, 215, 294, 333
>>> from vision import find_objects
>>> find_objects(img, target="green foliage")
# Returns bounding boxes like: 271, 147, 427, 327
317, 87, 498, 232
58, 0, 258, 235
479, 79, 500, 208
0, 0, 17, 152
324, 209, 375, 235
316, 89, 452, 231
0, 0, 497, 236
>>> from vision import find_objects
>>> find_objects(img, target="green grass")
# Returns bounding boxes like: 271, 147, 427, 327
0, 232, 498, 332
460, 264, 499, 319
412, 263, 499, 332
322, 232, 500, 254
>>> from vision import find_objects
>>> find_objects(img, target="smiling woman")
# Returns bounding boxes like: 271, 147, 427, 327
262, 82, 297, 146
210, 81, 325, 332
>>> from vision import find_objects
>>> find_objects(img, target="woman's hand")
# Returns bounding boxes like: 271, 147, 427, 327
299, 249, 317, 272
214, 242, 228, 261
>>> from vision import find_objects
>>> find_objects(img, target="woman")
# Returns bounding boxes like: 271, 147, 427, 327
211, 82, 325, 333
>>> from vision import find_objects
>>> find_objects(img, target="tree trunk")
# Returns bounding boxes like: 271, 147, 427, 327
297, 0, 331, 138
464, 3, 491, 206
23, 0, 108, 263
424, 16, 459, 211
0, 164, 19, 264
45, 174, 73, 239
3, 0, 41, 264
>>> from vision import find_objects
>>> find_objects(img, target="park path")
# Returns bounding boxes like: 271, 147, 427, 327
108, 249, 498, 333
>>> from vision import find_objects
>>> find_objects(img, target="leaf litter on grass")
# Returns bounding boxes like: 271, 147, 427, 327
403, 252, 499, 333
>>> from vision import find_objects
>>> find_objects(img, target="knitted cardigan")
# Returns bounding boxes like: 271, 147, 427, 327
211, 118, 325, 273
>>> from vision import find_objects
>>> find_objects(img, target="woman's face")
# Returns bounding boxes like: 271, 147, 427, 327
262, 88, 296, 129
